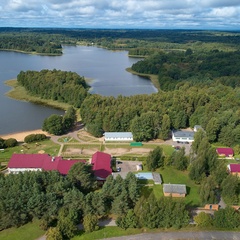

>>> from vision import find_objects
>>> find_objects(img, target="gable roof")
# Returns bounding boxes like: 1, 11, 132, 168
216, 148, 234, 156
163, 183, 187, 194
8, 153, 85, 175
228, 164, 240, 173
91, 151, 112, 179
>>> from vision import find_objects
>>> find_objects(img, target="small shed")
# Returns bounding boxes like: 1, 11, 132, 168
136, 164, 143, 171
163, 183, 187, 197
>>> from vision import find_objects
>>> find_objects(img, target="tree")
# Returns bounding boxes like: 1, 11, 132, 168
221, 174, 239, 205
67, 162, 97, 193
83, 214, 99, 233
171, 147, 189, 170
145, 146, 164, 171
159, 114, 170, 140
57, 207, 77, 239
191, 129, 207, 155
199, 176, 217, 205
4, 138, 18, 147
46, 227, 63, 240
130, 111, 160, 142
194, 212, 213, 227
42, 114, 64, 135
206, 117, 220, 143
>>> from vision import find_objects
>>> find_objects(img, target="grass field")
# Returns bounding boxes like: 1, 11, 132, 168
0, 220, 45, 240
141, 166, 200, 207
5, 79, 70, 110
0, 140, 60, 164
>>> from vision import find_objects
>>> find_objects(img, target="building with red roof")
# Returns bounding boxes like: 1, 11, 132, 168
8, 153, 85, 175
228, 164, 240, 177
91, 151, 112, 181
216, 148, 234, 157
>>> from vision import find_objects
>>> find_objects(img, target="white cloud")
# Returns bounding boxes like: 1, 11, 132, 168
0, 0, 240, 29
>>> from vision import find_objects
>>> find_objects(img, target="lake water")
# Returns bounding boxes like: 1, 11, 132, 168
0, 46, 157, 135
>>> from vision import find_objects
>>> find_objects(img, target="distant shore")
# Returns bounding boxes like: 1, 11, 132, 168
0, 129, 50, 142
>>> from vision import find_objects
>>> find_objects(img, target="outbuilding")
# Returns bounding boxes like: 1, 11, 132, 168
163, 183, 187, 197
227, 164, 240, 177
216, 148, 234, 157
104, 132, 133, 142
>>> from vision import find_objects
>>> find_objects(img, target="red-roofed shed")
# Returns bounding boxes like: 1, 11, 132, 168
228, 164, 240, 177
8, 153, 85, 175
91, 151, 112, 180
216, 148, 234, 157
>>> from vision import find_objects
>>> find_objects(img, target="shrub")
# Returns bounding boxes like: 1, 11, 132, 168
24, 134, 47, 143
4, 138, 18, 147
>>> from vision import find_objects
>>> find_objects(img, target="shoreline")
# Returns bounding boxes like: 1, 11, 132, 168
0, 129, 50, 142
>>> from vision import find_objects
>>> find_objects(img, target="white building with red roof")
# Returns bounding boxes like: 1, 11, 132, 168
8, 153, 85, 175
228, 164, 240, 177
91, 151, 112, 181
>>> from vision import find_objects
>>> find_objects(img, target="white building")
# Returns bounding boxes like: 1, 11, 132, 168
104, 132, 133, 141
172, 130, 195, 143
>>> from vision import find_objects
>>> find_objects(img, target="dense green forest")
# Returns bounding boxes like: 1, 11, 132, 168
1, 28, 240, 54
17, 69, 89, 108
131, 50, 240, 90
80, 83, 240, 146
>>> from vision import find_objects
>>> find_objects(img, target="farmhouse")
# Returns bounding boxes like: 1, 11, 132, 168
216, 148, 234, 157
91, 151, 112, 181
163, 183, 187, 197
227, 164, 240, 177
8, 153, 85, 175
104, 132, 133, 142
172, 130, 194, 143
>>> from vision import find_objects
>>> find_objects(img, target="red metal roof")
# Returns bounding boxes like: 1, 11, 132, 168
216, 148, 234, 156
229, 164, 240, 173
91, 151, 112, 179
8, 153, 85, 175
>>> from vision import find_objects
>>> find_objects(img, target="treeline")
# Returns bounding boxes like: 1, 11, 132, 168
131, 50, 240, 91
0, 33, 62, 55
80, 82, 240, 146
17, 69, 89, 108
0, 163, 140, 238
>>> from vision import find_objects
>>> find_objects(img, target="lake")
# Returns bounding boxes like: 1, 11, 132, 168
0, 46, 157, 135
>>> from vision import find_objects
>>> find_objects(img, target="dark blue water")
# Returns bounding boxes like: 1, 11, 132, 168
0, 46, 157, 134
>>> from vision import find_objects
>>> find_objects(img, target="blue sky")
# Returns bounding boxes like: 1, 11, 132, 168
0, 0, 240, 29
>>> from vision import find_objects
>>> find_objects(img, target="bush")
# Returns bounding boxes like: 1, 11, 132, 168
4, 138, 18, 147
24, 134, 47, 143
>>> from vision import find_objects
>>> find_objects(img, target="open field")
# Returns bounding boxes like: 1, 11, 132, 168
0, 139, 60, 163
141, 166, 200, 207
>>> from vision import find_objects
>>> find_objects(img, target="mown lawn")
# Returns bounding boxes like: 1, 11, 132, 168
0, 140, 60, 163
141, 166, 200, 207
72, 227, 144, 240
0, 220, 45, 240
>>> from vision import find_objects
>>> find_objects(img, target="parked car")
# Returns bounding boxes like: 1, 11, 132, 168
116, 167, 121, 172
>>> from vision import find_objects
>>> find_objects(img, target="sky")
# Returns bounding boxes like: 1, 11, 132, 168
0, 0, 240, 30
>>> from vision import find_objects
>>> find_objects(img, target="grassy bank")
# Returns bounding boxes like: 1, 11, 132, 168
5, 79, 71, 110
0, 220, 45, 240
126, 67, 160, 90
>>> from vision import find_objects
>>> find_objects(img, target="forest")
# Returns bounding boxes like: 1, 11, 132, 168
17, 69, 89, 108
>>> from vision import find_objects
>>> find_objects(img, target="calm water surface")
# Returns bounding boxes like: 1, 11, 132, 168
0, 46, 157, 135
